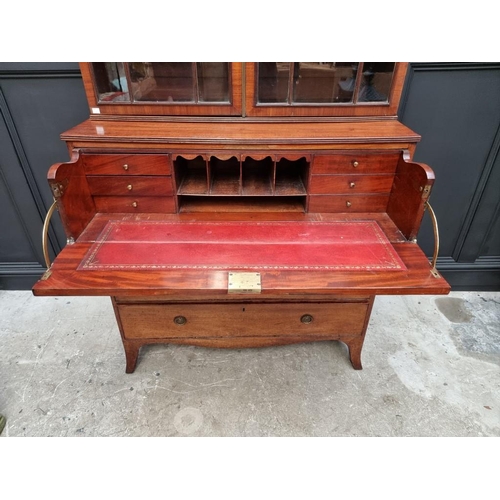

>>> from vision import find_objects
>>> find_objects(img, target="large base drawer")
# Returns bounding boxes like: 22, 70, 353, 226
117, 302, 369, 340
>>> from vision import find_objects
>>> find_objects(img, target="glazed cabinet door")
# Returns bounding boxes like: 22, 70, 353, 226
245, 62, 408, 118
80, 62, 242, 117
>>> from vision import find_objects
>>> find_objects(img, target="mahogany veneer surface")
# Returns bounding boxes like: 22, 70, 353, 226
62, 120, 421, 146
118, 302, 369, 340
33, 213, 450, 297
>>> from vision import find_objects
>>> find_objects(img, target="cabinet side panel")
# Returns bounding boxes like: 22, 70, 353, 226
386, 154, 435, 240
48, 150, 96, 241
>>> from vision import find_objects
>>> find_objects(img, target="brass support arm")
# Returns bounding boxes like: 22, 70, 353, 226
424, 201, 441, 278
42, 199, 58, 268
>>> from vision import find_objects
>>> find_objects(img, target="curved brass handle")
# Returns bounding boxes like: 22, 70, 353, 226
42, 199, 58, 268
424, 201, 440, 278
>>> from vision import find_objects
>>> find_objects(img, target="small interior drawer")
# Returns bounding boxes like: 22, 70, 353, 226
83, 154, 171, 176
117, 302, 369, 340
309, 174, 394, 194
87, 176, 173, 196
309, 194, 390, 213
93, 196, 176, 213
313, 152, 399, 174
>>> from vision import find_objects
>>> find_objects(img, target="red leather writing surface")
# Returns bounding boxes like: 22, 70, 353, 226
78, 221, 406, 271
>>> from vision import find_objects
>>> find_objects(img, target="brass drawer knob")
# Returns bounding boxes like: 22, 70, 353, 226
346, 201, 352, 207
132, 201, 138, 208
127, 184, 133, 191
352, 160, 359, 168
123, 164, 129, 171
174, 315, 187, 325
349, 182, 356, 188
301, 314, 314, 324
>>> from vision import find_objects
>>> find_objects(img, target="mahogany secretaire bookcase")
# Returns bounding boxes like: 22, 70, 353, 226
33, 62, 450, 373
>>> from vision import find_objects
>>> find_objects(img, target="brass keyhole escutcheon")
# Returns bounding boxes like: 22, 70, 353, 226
301, 314, 313, 324
352, 160, 359, 168
346, 201, 352, 208
132, 201, 138, 208
174, 315, 187, 325
350, 182, 356, 188
127, 184, 133, 191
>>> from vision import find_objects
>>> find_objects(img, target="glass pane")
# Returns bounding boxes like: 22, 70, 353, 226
130, 62, 195, 102
358, 62, 395, 102
92, 62, 129, 102
257, 62, 290, 103
293, 62, 357, 103
197, 62, 229, 102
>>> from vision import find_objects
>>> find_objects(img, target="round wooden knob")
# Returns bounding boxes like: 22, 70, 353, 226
349, 182, 356, 188
352, 161, 359, 168
346, 201, 352, 207
127, 184, 133, 191
123, 164, 129, 170
174, 315, 187, 325
301, 314, 313, 324
132, 201, 138, 208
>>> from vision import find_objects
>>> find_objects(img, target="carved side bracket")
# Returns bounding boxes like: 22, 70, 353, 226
46, 149, 96, 242
387, 151, 435, 241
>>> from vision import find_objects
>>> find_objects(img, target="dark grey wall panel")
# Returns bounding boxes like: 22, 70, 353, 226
0, 100, 44, 264
0, 63, 81, 72
0, 66, 89, 248
399, 63, 500, 290
484, 221, 500, 256
459, 132, 500, 259
0, 63, 88, 289
0, 173, 36, 262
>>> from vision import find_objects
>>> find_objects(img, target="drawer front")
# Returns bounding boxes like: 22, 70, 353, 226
118, 302, 369, 340
83, 154, 171, 176
309, 174, 394, 194
93, 196, 176, 213
87, 176, 173, 196
313, 153, 399, 174
309, 194, 389, 213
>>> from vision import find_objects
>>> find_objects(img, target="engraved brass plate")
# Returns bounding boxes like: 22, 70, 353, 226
228, 272, 262, 294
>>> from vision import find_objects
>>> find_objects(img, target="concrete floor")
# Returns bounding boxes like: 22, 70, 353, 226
0, 290, 498, 437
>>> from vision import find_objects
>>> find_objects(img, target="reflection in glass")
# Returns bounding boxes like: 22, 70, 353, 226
255, 62, 397, 107
258, 63, 290, 103
131, 63, 195, 102
92, 63, 130, 102
92, 62, 231, 105
358, 62, 395, 102
293, 63, 356, 103
128, 63, 230, 103
197, 63, 229, 102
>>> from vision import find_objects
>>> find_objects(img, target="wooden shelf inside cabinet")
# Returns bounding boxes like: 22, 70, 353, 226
275, 158, 308, 196
178, 196, 307, 213
242, 157, 274, 196
177, 172, 208, 195
174, 154, 309, 212
210, 156, 241, 195
175, 155, 208, 195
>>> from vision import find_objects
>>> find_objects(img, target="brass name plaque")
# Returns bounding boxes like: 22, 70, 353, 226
228, 272, 262, 294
